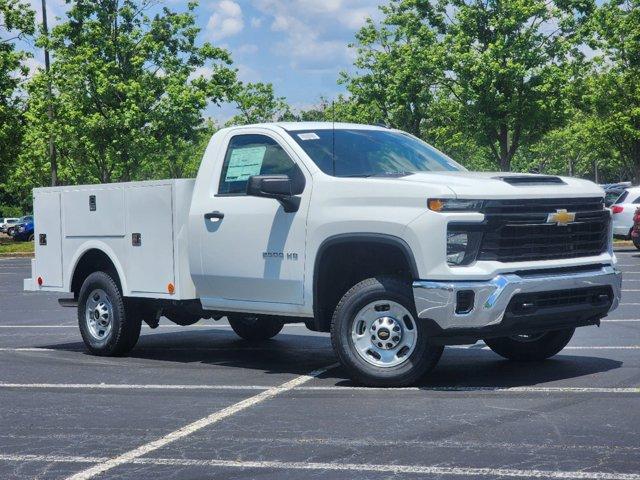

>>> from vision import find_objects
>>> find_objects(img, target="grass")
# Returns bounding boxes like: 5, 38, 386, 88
0, 234, 34, 255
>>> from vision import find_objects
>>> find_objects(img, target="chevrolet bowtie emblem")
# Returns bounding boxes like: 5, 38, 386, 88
547, 209, 576, 226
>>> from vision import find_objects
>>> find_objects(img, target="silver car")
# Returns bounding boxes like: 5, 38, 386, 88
0, 218, 20, 234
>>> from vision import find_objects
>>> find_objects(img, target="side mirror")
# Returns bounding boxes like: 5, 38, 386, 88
247, 175, 301, 213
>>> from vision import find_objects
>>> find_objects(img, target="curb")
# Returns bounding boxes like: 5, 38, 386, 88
0, 253, 34, 258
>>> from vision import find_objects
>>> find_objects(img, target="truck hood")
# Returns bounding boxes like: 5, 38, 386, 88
398, 171, 604, 199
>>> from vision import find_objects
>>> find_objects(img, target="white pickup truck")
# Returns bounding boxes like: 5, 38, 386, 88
25, 122, 622, 387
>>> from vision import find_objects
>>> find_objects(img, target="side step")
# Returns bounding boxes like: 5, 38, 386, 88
58, 298, 78, 308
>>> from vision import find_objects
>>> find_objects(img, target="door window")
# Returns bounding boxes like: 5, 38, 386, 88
218, 134, 299, 194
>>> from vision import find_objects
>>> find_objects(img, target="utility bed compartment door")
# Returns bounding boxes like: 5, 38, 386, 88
34, 191, 63, 287
63, 188, 125, 237
126, 184, 175, 294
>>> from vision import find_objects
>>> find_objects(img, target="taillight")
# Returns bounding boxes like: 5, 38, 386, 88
612, 205, 624, 214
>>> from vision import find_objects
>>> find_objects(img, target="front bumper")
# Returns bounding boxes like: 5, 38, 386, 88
413, 265, 621, 344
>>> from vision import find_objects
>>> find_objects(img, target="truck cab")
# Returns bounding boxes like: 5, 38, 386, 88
25, 122, 622, 387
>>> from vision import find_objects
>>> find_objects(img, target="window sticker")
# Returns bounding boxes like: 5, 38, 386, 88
297, 132, 320, 141
225, 146, 266, 182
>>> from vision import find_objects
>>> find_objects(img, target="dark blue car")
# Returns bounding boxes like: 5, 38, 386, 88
12, 215, 34, 242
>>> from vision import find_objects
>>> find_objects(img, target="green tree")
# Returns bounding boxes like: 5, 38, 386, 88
437, 0, 594, 171
0, 0, 34, 205
341, 3, 445, 136
585, 0, 640, 181
17, 0, 236, 193
342, 0, 595, 171
227, 82, 292, 126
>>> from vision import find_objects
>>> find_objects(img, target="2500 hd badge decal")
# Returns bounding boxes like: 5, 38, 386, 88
263, 252, 299, 261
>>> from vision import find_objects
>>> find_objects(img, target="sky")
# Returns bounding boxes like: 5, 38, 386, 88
22, 0, 387, 122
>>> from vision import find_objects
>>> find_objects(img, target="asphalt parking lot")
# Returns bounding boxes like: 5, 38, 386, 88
0, 251, 639, 480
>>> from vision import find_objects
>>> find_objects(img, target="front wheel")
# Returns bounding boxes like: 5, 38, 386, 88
633, 235, 640, 250
78, 271, 141, 356
228, 316, 284, 341
331, 276, 443, 387
484, 328, 575, 362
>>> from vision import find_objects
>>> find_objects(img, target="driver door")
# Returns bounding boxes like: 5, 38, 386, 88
194, 131, 311, 308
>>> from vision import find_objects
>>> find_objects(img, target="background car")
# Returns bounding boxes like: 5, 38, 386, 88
9, 215, 34, 240
601, 182, 631, 207
0, 218, 20, 234
611, 186, 640, 238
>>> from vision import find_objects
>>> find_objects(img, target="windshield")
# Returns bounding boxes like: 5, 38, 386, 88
288, 129, 464, 177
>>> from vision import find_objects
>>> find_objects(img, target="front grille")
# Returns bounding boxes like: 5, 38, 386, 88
476, 198, 609, 263
508, 286, 613, 315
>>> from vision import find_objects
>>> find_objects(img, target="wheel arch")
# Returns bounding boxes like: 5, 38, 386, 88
312, 233, 419, 332
68, 242, 128, 297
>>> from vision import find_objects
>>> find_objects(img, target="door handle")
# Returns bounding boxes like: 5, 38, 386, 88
204, 211, 225, 221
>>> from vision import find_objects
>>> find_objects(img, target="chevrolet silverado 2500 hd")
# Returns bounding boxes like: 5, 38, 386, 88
24, 122, 622, 387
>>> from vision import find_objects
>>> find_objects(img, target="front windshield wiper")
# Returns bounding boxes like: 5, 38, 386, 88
368, 171, 414, 178
338, 171, 415, 178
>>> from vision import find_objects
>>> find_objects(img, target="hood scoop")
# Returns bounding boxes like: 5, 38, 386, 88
494, 175, 566, 186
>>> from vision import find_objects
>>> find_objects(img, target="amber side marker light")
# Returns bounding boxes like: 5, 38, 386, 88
167, 283, 175, 295
428, 199, 445, 212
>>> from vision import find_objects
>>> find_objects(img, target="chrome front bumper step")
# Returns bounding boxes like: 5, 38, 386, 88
413, 265, 621, 331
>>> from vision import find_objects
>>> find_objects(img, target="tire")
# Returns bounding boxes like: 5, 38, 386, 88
484, 328, 575, 362
633, 235, 640, 250
78, 271, 141, 356
228, 315, 284, 341
27, 234, 34, 242
330, 276, 443, 387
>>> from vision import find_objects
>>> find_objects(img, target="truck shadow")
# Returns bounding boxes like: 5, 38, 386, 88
40, 329, 623, 390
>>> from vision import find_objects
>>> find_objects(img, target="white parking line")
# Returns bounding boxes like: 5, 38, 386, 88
1, 453, 638, 480
65, 363, 338, 480
0, 454, 103, 464
0, 383, 637, 394
0, 383, 267, 391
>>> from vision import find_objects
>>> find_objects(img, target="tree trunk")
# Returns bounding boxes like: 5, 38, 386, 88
498, 125, 510, 171
633, 139, 640, 184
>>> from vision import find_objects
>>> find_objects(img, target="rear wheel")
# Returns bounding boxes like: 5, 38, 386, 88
484, 328, 575, 361
331, 276, 443, 387
633, 235, 640, 250
78, 271, 141, 356
228, 315, 284, 341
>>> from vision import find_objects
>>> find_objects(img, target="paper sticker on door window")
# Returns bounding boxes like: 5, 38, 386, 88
297, 132, 320, 141
225, 146, 266, 182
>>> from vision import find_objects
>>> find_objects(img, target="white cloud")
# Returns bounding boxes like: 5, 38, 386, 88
189, 66, 213, 81
252, 0, 381, 72
237, 43, 259, 55
22, 56, 45, 78
206, 0, 244, 41
236, 63, 261, 82
29, 0, 67, 27
250, 17, 263, 28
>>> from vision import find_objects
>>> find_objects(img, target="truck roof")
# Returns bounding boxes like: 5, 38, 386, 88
225, 122, 392, 132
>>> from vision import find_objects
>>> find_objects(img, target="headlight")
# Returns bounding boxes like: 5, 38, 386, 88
447, 228, 482, 266
18, 226, 25, 232
429, 199, 484, 212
